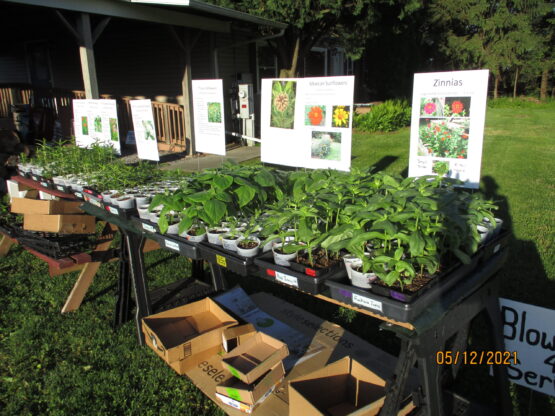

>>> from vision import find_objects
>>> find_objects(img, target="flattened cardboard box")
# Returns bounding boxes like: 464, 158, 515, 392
23, 214, 96, 234
223, 324, 256, 353
216, 361, 285, 407
184, 291, 416, 415
142, 297, 237, 366
11, 197, 83, 215
288, 356, 386, 416
222, 332, 289, 385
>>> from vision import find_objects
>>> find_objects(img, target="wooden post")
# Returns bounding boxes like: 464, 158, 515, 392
182, 32, 195, 156
0, 235, 15, 257
77, 13, 100, 99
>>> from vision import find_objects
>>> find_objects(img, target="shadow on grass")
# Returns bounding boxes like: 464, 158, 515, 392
370, 155, 398, 173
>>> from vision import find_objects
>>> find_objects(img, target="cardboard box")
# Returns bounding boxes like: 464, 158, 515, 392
142, 297, 238, 366
217, 361, 285, 406
23, 214, 96, 234
222, 332, 289, 385
215, 362, 285, 413
6, 180, 37, 201
288, 356, 386, 416
222, 324, 256, 353
167, 345, 222, 376
11, 198, 83, 215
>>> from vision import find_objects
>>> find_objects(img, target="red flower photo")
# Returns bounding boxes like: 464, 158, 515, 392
305, 105, 326, 126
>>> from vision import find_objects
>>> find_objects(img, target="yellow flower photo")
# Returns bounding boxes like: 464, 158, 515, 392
332, 105, 350, 128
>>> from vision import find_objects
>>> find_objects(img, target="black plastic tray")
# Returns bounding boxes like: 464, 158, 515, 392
150, 278, 215, 313
103, 202, 138, 220
288, 253, 343, 277
254, 251, 346, 295
132, 218, 201, 260
52, 183, 71, 193
198, 242, 257, 276
325, 230, 510, 322
38, 179, 53, 189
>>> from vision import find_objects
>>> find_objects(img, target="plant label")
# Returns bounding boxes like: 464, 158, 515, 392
88, 199, 102, 208
352, 293, 383, 312
142, 223, 156, 233
56, 185, 65, 191
165, 239, 180, 252
192, 79, 226, 156
108, 206, 119, 215
261, 76, 354, 171
408, 69, 489, 188
275, 271, 299, 288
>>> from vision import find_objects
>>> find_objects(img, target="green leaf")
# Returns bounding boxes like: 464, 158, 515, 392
409, 232, 425, 256
203, 199, 226, 226
185, 191, 211, 203
453, 248, 472, 264
213, 175, 233, 190
234, 185, 256, 208
178, 216, 193, 234
254, 170, 276, 187
158, 214, 169, 234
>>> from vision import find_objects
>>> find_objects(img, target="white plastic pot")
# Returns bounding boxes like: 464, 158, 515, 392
221, 233, 240, 252
350, 263, 377, 289
101, 190, 118, 204
206, 227, 229, 245
272, 243, 297, 267
236, 236, 261, 258
342, 254, 360, 280
137, 204, 150, 220
181, 228, 207, 243
134, 195, 150, 207
115, 195, 135, 209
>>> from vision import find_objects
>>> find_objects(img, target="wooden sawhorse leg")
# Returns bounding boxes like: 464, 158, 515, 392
0, 234, 15, 257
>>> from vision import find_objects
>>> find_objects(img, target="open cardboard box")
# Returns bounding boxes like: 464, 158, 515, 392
11, 197, 83, 215
142, 297, 238, 369
222, 332, 289, 385
222, 324, 256, 353
216, 361, 285, 411
23, 214, 96, 234
288, 356, 386, 416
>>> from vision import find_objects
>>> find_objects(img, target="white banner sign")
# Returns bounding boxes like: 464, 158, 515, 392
261, 76, 354, 171
72, 99, 121, 154
192, 79, 225, 156
408, 69, 489, 188
500, 298, 555, 396
130, 99, 159, 161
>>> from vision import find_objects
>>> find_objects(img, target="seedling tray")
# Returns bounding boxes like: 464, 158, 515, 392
254, 251, 346, 295
103, 203, 137, 220
325, 231, 510, 322
52, 183, 71, 193
198, 242, 257, 276
38, 178, 53, 189
150, 278, 215, 313
132, 218, 200, 259
16, 231, 96, 259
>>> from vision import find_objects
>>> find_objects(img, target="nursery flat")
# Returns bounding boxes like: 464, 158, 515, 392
1, 101, 554, 415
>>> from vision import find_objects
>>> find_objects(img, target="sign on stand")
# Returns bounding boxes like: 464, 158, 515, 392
192, 79, 226, 156
72, 99, 121, 154
408, 69, 489, 188
130, 99, 160, 162
500, 298, 555, 396
261, 76, 355, 171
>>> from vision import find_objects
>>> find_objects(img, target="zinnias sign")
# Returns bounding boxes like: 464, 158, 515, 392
408, 69, 489, 188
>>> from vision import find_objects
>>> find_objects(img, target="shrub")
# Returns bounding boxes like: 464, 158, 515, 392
487, 96, 555, 109
353, 100, 411, 132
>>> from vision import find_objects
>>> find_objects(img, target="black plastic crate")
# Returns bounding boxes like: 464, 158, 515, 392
52, 183, 71, 193
150, 278, 215, 313
38, 179, 53, 189
254, 251, 346, 295
132, 218, 201, 259
72, 190, 85, 200
16, 230, 96, 259
198, 242, 257, 276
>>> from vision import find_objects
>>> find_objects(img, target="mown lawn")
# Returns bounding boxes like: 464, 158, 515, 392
1, 101, 554, 415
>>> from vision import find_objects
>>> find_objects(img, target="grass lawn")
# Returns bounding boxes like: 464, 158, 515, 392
1, 101, 554, 415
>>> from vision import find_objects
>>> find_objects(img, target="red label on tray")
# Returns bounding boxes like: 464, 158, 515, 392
266, 269, 276, 277
305, 268, 317, 277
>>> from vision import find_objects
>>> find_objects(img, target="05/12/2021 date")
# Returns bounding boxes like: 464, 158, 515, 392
436, 351, 518, 365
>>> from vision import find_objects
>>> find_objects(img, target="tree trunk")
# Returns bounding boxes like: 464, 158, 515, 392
279, 37, 300, 78
513, 67, 519, 98
540, 69, 548, 101
494, 74, 499, 99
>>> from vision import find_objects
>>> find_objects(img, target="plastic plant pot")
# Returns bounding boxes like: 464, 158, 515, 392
349, 263, 377, 289
137, 204, 151, 220
206, 227, 228, 245
181, 227, 207, 243
342, 254, 360, 280
101, 190, 118, 204
221, 233, 240, 252
236, 236, 261, 258
134, 195, 150, 207
272, 242, 297, 267
115, 195, 135, 209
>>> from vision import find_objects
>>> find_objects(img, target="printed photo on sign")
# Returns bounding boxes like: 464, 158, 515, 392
109, 118, 119, 142
331, 105, 350, 128
311, 131, 341, 161
418, 119, 470, 159
207, 102, 222, 123
81, 116, 89, 135
305, 105, 326, 126
270, 80, 296, 129
420, 96, 471, 118
142, 120, 156, 140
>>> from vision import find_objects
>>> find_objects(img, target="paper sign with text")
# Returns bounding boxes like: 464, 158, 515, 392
72, 99, 94, 149
261, 76, 354, 171
500, 298, 555, 396
192, 79, 226, 156
130, 99, 159, 161
408, 69, 489, 188
72, 99, 121, 154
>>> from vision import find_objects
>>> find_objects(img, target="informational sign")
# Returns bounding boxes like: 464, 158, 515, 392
72, 99, 121, 154
261, 76, 354, 171
408, 69, 489, 188
72, 99, 94, 149
500, 298, 555, 396
130, 99, 159, 161
192, 79, 226, 156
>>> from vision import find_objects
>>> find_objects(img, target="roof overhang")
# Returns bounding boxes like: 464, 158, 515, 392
1, 0, 286, 33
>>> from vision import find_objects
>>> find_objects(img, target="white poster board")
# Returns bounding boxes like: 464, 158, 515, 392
408, 69, 489, 188
72, 99, 94, 148
192, 79, 225, 156
72, 99, 121, 154
261, 76, 354, 171
499, 298, 555, 396
130, 99, 159, 161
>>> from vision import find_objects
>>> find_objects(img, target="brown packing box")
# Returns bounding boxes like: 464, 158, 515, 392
288, 356, 386, 416
216, 361, 285, 407
222, 332, 289, 385
142, 297, 238, 368
11, 197, 83, 215
222, 324, 256, 353
23, 214, 96, 234
167, 345, 223, 375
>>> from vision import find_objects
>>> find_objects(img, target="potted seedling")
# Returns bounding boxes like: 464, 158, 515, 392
236, 211, 262, 258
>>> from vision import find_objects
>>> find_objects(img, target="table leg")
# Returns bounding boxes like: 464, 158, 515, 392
0, 235, 15, 257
